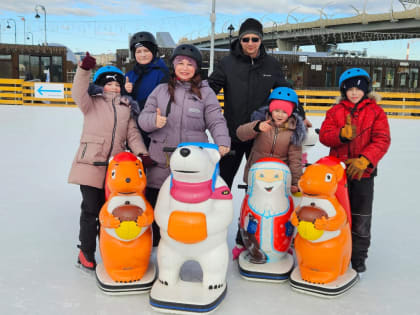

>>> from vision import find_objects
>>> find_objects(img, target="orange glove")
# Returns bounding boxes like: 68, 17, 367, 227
340, 114, 357, 141
345, 156, 370, 180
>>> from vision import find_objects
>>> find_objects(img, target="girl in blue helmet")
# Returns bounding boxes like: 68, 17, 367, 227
237, 87, 306, 190
319, 68, 391, 274
68, 52, 151, 271
233, 87, 306, 259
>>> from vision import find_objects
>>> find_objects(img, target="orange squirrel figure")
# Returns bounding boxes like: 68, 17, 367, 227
99, 152, 154, 282
291, 158, 351, 284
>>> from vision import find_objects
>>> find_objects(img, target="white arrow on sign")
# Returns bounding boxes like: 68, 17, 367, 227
34, 83, 65, 99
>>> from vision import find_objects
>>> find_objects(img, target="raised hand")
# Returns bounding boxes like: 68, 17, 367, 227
80, 52, 96, 71
340, 114, 357, 141
125, 76, 133, 93
259, 119, 272, 132
156, 108, 167, 128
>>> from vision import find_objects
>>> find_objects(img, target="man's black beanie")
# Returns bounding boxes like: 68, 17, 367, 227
239, 18, 263, 39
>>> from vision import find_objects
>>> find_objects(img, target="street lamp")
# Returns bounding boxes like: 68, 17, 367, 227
26, 32, 34, 45
6, 19, 16, 44
35, 4, 47, 45
287, 7, 300, 25
18, 16, 26, 44
228, 24, 234, 45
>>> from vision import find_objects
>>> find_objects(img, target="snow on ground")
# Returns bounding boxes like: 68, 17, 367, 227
0, 105, 419, 315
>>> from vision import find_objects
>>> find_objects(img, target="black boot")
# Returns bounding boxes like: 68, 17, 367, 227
352, 259, 366, 273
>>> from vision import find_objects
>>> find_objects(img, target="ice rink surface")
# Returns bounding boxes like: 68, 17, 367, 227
0, 105, 419, 315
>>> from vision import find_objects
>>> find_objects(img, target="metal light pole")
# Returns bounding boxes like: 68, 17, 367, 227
209, 0, 216, 76
35, 4, 47, 45
271, 21, 278, 54
18, 16, 26, 44
6, 19, 16, 44
228, 24, 234, 45
27, 32, 34, 45
286, 7, 300, 25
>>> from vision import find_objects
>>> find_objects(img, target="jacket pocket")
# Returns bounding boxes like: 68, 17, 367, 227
149, 133, 168, 165
186, 102, 206, 131
76, 134, 106, 165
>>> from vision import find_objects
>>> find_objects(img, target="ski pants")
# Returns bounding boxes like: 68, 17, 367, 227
219, 140, 253, 246
348, 177, 374, 264
219, 140, 253, 189
145, 187, 161, 247
79, 185, 105, 254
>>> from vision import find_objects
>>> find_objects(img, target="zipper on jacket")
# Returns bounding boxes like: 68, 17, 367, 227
270, 127, 279, 156
105, 97, 118, 164
81, 143, 87, 159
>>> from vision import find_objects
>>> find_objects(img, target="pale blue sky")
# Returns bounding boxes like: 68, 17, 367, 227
0, 0, 419, 60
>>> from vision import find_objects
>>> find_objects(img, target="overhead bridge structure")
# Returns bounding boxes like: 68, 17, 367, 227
184, 8, 420, 52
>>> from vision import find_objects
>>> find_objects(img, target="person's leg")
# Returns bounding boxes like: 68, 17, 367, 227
146, 187, 161, 247
220, 141, 253, 257
219, 141, 252, 188
348, 177, 374, 272
78, 185, 105, 269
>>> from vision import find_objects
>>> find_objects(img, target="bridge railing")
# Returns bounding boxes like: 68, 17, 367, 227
1, 79, 419, 119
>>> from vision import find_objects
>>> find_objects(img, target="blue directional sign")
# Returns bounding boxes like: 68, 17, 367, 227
34, 83, 65, 99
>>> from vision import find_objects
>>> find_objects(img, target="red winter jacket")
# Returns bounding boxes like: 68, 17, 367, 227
319, 94, 391, 178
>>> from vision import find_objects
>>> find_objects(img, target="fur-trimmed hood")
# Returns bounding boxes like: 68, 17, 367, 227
335, 91, 381, 104
290, 113, 307, 146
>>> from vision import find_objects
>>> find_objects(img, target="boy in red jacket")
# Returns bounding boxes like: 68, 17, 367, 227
319, 68, 391, 274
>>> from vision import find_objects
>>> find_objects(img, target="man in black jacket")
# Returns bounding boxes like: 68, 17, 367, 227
209, 18, 309, 256
209, 18, 296, 188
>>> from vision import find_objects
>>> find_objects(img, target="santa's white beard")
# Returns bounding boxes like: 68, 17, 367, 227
249, 186, 289, 217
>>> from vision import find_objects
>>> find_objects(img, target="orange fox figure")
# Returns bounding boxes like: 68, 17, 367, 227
99, 152, 154, 282
291, 159, 351, 284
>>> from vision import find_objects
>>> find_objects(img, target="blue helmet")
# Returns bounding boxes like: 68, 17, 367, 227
338, 68, 370, 89
93, 65, 125, 87
267, 87, 299, 106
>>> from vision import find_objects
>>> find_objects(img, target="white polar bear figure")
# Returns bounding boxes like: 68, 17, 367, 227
154, 142, 233, 291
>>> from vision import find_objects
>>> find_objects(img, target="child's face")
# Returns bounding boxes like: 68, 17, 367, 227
103, 81, 121, 93
346, 87, 364, 104
174, 59, 195, 81
135, 46, 153, 65
271, 109, 289, 126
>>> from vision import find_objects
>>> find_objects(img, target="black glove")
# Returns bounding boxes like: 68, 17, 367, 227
138, 154, 157, 168
80, 52, 96, 70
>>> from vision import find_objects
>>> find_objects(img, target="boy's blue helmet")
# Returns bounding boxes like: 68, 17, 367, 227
339, 68, 371, 94
267, 87, 299, 106
93, 65, 125, 87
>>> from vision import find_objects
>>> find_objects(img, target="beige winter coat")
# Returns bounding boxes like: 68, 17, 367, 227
236, 118, 302, 185
68, 67, 147, 189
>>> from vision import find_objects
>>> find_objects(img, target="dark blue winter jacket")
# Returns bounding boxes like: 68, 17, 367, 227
125, 58, 169, 111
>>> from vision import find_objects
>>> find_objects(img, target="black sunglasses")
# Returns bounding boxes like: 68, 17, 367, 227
241, 37, 260, 43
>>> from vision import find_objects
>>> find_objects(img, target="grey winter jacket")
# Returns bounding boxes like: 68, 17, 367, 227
68, 66, 147, 189
138, 80, 231, 188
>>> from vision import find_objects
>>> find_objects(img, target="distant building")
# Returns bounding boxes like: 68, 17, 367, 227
0, 43, 68, 82
92, 53, 116, 66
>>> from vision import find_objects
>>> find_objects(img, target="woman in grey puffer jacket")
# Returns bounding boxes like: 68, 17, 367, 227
138, 44, 231, 245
